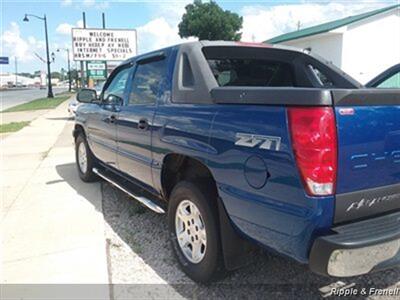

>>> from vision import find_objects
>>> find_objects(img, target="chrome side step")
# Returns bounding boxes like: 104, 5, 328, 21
93, 168, 165, 214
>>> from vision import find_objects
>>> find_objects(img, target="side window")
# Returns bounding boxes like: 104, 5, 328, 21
103, 67, 131, 101
377, 71, 400, 88
129, 59, 167, 105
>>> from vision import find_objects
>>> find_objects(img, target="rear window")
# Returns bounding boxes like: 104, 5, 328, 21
201, 45, 360, 90
308, 64, 334, 87
206, 58, 294, 87
203, 46, 296, 87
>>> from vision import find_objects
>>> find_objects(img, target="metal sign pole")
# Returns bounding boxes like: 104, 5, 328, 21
102, 12, 108, 79
83, 12, 90, 86
79, 12, 86, 88
15, 57, 18, 86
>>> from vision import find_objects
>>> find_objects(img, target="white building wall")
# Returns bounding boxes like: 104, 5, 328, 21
278, 7, 400, 84
0, 74, 36, 86
341, 9, 400, 83
284, 33, 343, 69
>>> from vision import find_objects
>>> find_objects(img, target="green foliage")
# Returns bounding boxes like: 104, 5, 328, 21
0, 121, 30, 133
18, 72, 35, 79
51, 72, 62, 79
178, 0, 243, 41
68, 69, 80, 86
3, 95, 70, 112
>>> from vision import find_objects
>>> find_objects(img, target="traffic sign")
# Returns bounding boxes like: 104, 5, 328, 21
0, 57, 9, 64
88, 61, 106, 70
87, 69, 106, 79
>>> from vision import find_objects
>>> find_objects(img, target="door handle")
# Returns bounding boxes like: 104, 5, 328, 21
138, 118, 149, 130
107, 114, 117, 124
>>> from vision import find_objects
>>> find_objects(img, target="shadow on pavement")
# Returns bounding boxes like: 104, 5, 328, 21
55, 161, 400, 299
47, 117, 74, 121
55, 163, 102, 213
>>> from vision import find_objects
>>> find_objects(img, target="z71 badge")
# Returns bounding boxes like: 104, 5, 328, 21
235, 133, 281, 151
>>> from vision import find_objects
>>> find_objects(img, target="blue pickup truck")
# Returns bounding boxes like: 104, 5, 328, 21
74, 41, 400, 283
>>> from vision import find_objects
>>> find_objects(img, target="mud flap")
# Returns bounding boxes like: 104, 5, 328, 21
217, 197, 256, 270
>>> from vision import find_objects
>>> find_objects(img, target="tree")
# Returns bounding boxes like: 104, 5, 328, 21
69, 69, 80, 87
51, 71, 61, 80
178, 0, 243, 41
68, 69, 78, 80
18, 72, 34, 78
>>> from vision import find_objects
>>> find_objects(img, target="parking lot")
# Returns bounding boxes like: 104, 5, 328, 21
103, 181, 400, 299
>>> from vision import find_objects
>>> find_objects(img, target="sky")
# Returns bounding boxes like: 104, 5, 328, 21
1, 0, 398, 74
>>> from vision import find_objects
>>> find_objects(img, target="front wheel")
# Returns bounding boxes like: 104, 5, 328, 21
168, 181, 225, 283
75, 134, 98, 182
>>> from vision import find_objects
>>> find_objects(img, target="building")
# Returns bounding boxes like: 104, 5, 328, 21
266, 4, 400, 84
0, 73, 38, 87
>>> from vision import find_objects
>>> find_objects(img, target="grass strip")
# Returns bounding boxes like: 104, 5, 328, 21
0, 121, 30, 133
3, 95, 71, 112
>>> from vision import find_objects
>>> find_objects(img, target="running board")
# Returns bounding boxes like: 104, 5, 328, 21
93, 168, 165, 214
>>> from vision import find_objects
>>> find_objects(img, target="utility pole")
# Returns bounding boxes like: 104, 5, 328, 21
15, 57, 18, 86
102, 12, 108, 79
43, 15, 54, 97
58, 48, 72, 92
23, 14, 53, 97
67, 49, 71, 92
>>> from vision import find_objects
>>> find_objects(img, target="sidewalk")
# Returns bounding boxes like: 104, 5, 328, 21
0, 109, 51, 124
1, 98, 109, 289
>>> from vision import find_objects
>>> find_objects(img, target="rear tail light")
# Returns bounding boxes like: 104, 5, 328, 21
288, 107, 337, 196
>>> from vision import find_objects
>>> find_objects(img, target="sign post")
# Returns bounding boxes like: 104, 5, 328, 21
102, 12, 108, 79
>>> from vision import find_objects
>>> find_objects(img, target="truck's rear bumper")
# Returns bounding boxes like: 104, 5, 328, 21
309, 211, 400, 277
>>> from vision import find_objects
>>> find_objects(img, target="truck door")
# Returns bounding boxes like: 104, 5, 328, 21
116, 54, 168, 188
86, 66, 131, 167
366, 64, 400, 88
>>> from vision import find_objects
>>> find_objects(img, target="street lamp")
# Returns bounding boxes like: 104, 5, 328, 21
23, 13, 54, 98
57, 48, 72, 92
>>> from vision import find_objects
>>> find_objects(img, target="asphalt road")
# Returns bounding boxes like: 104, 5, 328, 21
0, 87, 68, 111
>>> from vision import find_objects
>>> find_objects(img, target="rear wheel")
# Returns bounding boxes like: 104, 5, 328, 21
168, 181, 225, 283
75, 134, 98, 182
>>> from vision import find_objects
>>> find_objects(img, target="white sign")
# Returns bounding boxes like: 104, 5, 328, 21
72, 28, 137, 61
88, 62, 106, 70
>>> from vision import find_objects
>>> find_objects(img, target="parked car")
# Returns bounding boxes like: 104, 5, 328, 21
366, 63, 400, 88
94, 81, 105, 96
67, 99, 80, 116
73, 41, 400, 283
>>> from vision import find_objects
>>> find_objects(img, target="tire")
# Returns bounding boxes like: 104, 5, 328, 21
168, 181, 226, 283
75, 133, 98, 182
